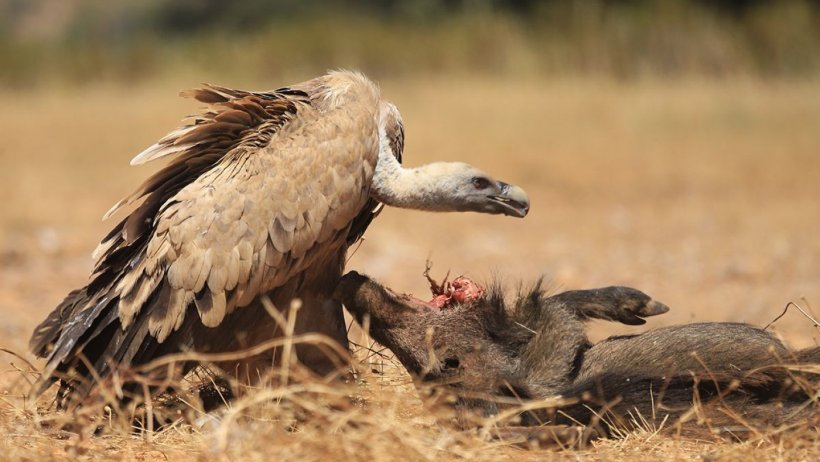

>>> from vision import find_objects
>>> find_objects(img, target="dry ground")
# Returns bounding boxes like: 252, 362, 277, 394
0, 77, 818, 460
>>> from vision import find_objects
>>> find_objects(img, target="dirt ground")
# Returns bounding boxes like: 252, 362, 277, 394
0, 77, 818, 460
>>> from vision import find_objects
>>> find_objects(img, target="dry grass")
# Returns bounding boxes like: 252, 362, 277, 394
1, 76, 819, 460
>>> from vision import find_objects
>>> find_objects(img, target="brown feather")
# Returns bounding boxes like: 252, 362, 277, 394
237, 241, 253, 283
119, 271, 162, 328
207, 258, 228, 293
237, 250, 266, 307
147, 287, 191, 342
183, 87, 229, 104
193, 248, 213, 294
181, 251, 204, 290
195, 289, 227, 328
175, 121, 247, 145
225, 247, 240, 291
146, 283, 173, 341
166, 253, 190, 289
215, 109, 253, 126
268, 215, 293, 253
264, 238, 284, 267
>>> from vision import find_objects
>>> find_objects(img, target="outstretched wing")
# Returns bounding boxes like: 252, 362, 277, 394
30, 73, 382, 397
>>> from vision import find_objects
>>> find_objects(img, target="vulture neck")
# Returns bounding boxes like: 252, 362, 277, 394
371, 151, 463, 212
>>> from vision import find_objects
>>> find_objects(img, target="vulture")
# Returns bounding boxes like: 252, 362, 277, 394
28, 71, 530, 405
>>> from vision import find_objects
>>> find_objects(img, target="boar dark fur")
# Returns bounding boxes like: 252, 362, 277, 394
335, 271, 819, 443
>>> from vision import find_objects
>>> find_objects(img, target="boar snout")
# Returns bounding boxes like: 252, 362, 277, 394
335, 271, 417, 327
334, 271, 369, 302
334, 271, 374, 320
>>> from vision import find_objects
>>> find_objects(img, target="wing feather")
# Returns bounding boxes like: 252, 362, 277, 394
119, 271, 162, 327
225, 247, 240, 291
193, 248, 213, 294
181, 251, 203, 290
264, 238, 285, 268
237, 250, 266, 307
268, 216, 294, 253
207, 256, 228, 293
166, 253, 190, 289
195, 289, 227, 328
237, 241, 253, 283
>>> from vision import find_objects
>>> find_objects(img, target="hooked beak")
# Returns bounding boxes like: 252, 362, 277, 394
488, 181, 530, 218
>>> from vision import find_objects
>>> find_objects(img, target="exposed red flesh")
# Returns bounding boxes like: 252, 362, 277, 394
427, 275, 485, 309
401, 266, 486, 313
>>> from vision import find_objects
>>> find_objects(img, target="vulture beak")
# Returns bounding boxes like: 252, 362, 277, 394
488, 181, 530, 218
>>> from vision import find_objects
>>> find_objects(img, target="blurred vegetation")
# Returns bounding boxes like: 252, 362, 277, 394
1, 0, 819, 87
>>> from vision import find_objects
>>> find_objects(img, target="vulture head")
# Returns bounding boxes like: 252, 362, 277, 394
372, 101, 530, 218
410, 162, 530, 217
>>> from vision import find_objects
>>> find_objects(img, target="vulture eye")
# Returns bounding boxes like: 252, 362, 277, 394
472, 177, 492, 190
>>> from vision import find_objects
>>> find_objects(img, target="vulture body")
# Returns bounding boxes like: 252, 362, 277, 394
29, 71, 530, 405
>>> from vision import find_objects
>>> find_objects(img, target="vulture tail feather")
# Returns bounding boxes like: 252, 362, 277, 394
29, 286, 119, 400
29, 283, 173, 405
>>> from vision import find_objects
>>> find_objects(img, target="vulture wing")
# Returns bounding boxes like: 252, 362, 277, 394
30, 73, 384, 400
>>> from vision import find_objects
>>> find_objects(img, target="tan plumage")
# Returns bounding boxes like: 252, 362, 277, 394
29, 71, 530, 405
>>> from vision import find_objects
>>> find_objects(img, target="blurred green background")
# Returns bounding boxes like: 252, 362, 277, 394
2, 0, 819, 87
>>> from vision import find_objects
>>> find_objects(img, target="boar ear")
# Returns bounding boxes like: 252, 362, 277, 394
478, 282, 534, 347
485, 280, 507, 312
507, 277, 555, 321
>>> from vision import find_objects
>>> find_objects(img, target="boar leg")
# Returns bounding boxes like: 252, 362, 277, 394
547, 286, 669, 325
